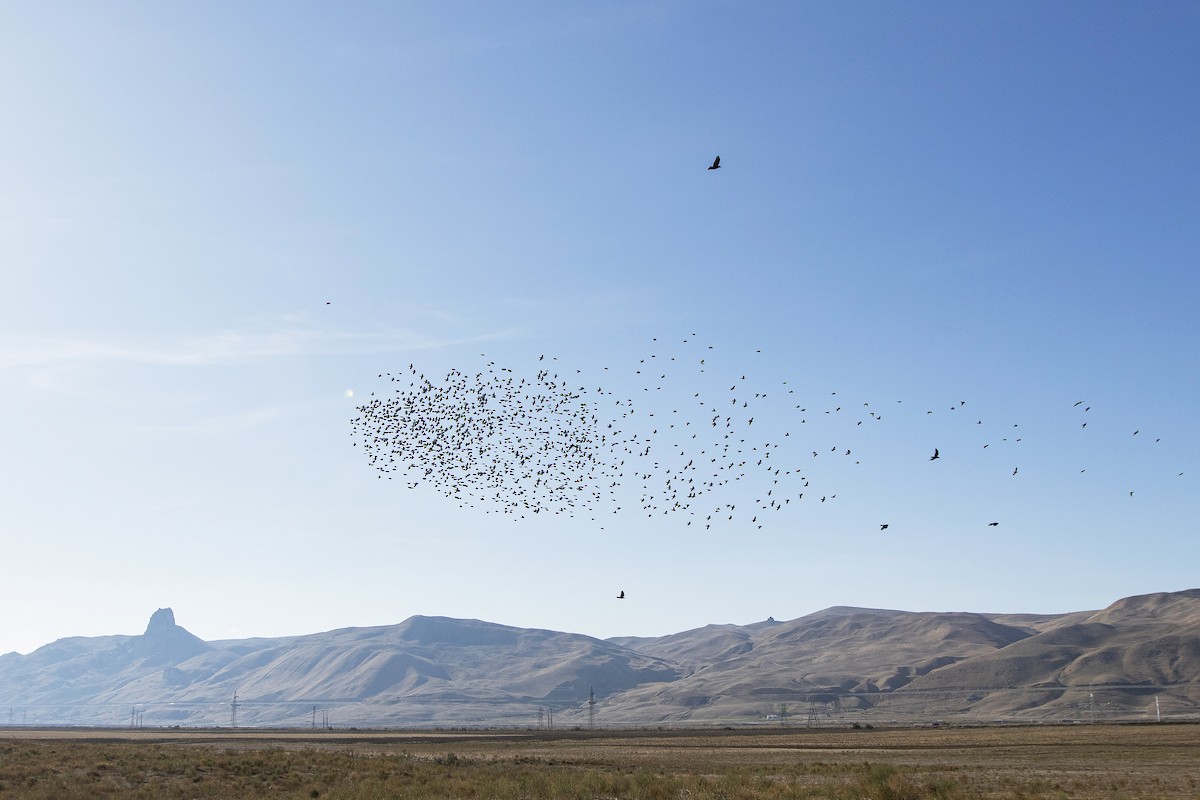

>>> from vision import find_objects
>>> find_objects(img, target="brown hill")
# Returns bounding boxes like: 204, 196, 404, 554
601, 608, 1037, 721
2, 591, 1197, 727
898, 590, 1200, 720
0, 615, 680, 727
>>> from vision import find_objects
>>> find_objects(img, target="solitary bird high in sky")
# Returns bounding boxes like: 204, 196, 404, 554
707, 155, 721, 170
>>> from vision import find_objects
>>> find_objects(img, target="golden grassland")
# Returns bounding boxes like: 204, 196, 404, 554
1, 722, 1197, 799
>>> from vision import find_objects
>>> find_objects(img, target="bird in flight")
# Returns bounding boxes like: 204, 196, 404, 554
617, 590, 625, 599
880, 523, 889, 531
929, 448, 940, 461
708, 155, 721, 170
988, 522, 999, 527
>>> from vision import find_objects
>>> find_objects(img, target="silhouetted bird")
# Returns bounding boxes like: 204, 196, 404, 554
988, 522, 999, 527
707, 155, 721, 170
617, 590, 625, 599
880, 524, 889, 531
930, 448, 940, 461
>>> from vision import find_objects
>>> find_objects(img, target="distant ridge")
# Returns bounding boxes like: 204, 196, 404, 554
1, 592, 1198, 727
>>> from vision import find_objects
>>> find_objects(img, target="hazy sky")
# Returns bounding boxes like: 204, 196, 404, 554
2, 2, 1198, 656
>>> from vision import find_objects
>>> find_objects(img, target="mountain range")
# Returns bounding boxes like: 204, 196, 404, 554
2, 590, 1198, 727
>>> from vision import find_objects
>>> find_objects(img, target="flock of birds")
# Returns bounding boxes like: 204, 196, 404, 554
344, 155, 1189, 610
352, 360, 622, 518
352, 332, 1183, 533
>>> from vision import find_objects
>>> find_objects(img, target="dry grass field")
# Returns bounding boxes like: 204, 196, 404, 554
1, 722, 1197, 799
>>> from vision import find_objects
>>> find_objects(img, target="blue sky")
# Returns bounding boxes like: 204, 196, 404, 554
1, 2, 1198, 656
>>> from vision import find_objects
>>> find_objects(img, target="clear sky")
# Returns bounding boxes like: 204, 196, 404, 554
2, 2, 1197, 656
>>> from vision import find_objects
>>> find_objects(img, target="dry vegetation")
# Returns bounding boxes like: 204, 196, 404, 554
1, 722, 1197, 799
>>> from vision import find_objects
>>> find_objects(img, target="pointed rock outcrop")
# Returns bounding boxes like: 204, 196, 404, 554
130, 608, 209, 665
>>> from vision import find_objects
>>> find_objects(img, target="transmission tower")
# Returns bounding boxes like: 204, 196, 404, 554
230, 691, 240, 728
588, 687, 597, 730
806, 700, 820, 728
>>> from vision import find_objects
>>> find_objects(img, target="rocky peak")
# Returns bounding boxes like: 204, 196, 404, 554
134, 608, 209, 664
145, 608, 179, 636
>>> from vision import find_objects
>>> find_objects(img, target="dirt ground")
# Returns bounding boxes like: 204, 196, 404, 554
2, 722, 1198, 798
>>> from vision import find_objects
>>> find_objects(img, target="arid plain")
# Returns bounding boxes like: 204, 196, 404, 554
2, 722, 1198, 799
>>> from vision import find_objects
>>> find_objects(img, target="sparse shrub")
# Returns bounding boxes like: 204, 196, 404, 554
856, 763, 928, 800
